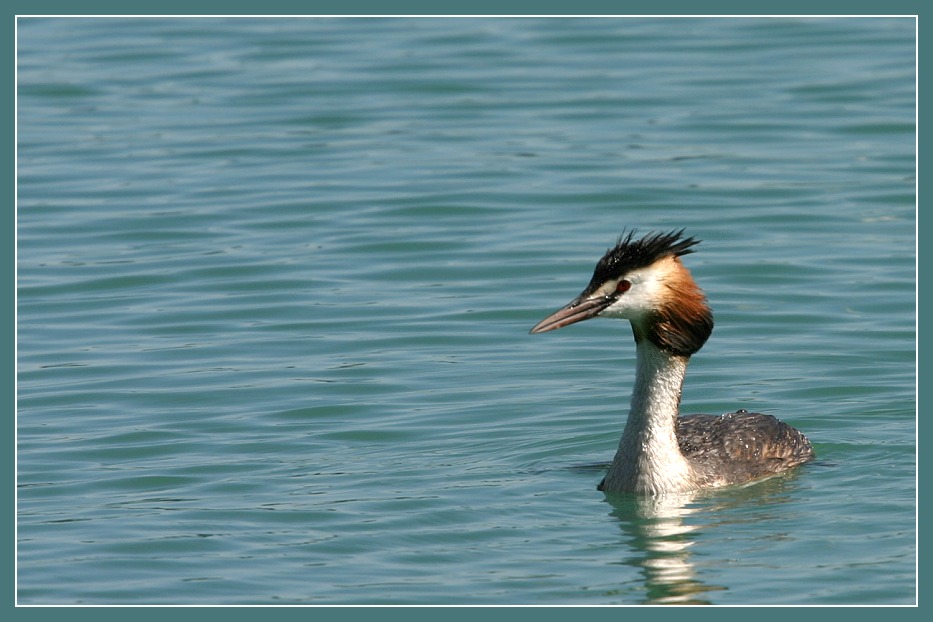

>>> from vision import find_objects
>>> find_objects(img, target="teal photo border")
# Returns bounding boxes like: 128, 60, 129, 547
7, 1, 923, 617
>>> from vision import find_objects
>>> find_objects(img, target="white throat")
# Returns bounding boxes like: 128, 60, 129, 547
601, 337, 697, 494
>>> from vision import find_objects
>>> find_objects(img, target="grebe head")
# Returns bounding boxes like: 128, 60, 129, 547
530, 229, 714, 357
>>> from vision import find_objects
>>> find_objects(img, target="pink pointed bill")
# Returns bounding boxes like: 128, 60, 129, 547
529, 295, 614, 334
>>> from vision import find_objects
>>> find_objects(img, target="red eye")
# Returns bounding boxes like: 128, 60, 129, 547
616, 280, 631, 294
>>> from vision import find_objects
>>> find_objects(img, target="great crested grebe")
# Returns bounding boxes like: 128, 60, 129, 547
530, 230, 814, 494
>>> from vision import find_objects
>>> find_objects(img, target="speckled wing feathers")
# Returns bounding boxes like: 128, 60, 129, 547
676, 411, 815, 486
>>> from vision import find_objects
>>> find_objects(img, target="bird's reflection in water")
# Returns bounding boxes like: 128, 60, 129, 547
603, 475, 804, 605
607, 491, 721, 604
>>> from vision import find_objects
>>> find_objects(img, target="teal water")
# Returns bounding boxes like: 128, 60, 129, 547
17, 17, 915, 605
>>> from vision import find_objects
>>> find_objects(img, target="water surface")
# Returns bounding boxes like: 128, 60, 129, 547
17, 17, 916, 605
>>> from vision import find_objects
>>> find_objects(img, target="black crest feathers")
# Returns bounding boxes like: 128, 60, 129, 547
584, 229, 700, 294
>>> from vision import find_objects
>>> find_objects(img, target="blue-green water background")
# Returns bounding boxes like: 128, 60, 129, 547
16, 17, 915, 605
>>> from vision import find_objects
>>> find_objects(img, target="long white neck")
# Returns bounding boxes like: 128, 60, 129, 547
600, 337, 698, 494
